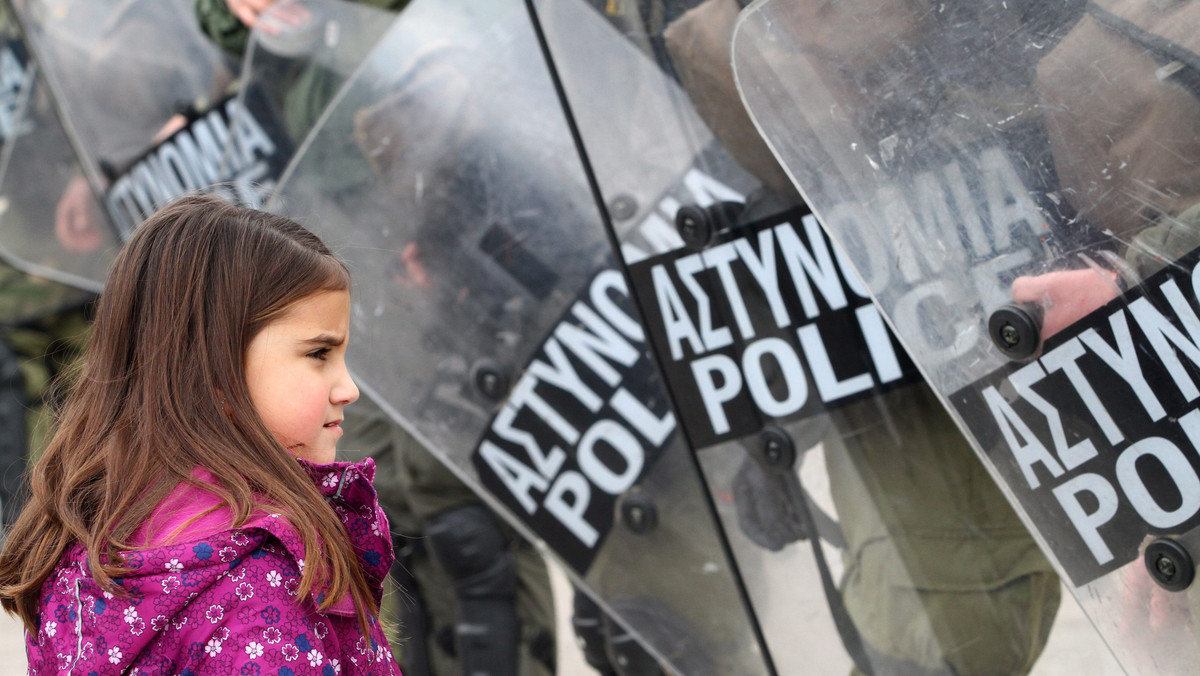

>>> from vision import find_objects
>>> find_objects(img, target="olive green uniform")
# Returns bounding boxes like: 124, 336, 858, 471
828, 387, 1060, 675
0, 266, 93, 526
0, 275, 91, 457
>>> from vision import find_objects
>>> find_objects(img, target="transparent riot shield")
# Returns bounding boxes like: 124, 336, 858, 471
226, 0, 396, 212
0, 0, 390, 295
735, 0, 1200, 672
528, 0, 1126, 674
267, 0, 767, 672
0, 1, 116, 300
241, 0, 396, 105
12, 0, 239, 234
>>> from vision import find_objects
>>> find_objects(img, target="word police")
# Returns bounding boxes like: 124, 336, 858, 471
971, 253, 1200, 584
636, 210, 915, 446
473, 168, 740, 570
107, 96, 279, 233
475, 270, 674, 568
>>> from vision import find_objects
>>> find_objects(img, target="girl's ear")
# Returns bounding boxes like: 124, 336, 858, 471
218, 391, 233, 417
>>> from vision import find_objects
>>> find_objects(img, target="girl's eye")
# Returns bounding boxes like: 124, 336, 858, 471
307, 348, 331, 361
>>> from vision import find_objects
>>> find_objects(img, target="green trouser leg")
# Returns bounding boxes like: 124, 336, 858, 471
828, 384, 1061, 676
0, 291, 94, 527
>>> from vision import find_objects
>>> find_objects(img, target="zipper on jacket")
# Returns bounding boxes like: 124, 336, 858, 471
333, 466, 355, 501
70, 577, 83, 676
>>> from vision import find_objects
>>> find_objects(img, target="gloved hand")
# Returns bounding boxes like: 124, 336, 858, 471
223, 0, 308, 29
732, 457, 808, 551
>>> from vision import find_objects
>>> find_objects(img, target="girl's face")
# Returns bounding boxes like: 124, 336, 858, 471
244, 290, 359, 464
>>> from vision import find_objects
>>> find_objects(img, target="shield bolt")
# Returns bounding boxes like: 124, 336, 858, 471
765, 440, 782, 463
1157, 555, 1177, 580
675, 204, 714, 251
679, 211, 701, 237
619, 492, 657, 534
987, 303, 1044, 361
629, 506, 645, 525
759, 426, 796, 470
1145, 538, 1195, 592
608, 194, 638, 221
999, 324, 1021, 347
471, 362, 509, 401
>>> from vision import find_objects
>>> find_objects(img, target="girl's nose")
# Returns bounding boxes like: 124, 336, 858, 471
333, 368, 360, 405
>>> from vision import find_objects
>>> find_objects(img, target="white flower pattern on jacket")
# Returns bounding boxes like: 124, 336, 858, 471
25, 458, 399, 675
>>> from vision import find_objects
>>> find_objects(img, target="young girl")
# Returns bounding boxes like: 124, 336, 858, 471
0, 195, 400, 674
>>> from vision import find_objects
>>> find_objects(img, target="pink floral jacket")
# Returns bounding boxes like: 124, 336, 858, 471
26, 458, 401, 675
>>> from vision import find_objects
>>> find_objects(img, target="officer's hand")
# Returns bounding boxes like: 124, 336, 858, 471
392, 242, 431, 289
224, 0, 308, 30
1011, 268, 1122, 339
55, 175, 102, 253
152, 114, 188, 144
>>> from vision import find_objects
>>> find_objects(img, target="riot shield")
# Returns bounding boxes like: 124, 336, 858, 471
734, 0, 1200, 671
0, 1, 116, 299
241, 0, 396, 100
12, 0, 239, 234
228, 0, 397, 210
267, 0, 767, 672
527, 1, 1128, 674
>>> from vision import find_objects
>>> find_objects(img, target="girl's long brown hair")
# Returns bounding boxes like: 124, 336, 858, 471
0, 195, 375, 635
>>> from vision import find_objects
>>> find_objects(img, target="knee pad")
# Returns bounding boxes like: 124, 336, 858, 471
572, 590, 617, 674
426, 503, 516, 597
425, 503, 519, 676
571, 592, 678, 676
